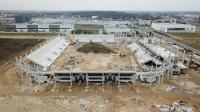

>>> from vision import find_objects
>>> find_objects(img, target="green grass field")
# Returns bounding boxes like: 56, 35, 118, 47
170, 33, 200, 50
171, 33, 200, 38
0, 23, 4, 31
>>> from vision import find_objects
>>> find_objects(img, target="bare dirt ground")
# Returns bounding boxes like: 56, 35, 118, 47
0, 37, 200, 112
0, 38, 45, 66
0, 35, 52, 39
53, 43, 135, 71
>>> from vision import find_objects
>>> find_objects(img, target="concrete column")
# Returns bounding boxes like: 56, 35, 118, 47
182, 50, 186, 64
27, 73, 31, 86
102, 73, 104, 87
117, 73, 120, 87
157, 75, 161, 86
70, 73, 72, 87
156, 63, 158, 71
37, 74, 40, 85
134, 33, 136, 38
176, 48, 179, 57
86, 73, 89, 87
134, 61, 137, 71
20, 69, 23, 79
161, 72, 164, 84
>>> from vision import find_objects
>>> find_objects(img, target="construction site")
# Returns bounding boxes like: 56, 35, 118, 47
0, 30, 194, 111
0, 30, 200, 112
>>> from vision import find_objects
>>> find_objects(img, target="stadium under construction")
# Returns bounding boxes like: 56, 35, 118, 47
15, 32, 192, 87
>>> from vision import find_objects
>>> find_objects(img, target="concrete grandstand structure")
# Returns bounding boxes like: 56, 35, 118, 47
27, 37, 70, 71
74, 34, 115, 43
15, 33, 189, 87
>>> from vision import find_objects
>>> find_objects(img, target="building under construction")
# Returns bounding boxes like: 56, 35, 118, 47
15, 31, 193, 88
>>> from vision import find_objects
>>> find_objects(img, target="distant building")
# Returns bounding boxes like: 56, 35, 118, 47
104, 24, 131, 37
74, 24, 104, 34
151, 23, 196, 33
92, 16, 99, 20
4, 24, 16, 32
16, 24, 28, 32
5, 24, 74, 33
38, 24, 49, 32
0, 17, 15, 24
195, 26, 200, 32
153, 19, 175, 23
138, 19, 152, 26
184, 15, 199, 20
27, 24, 38, 32
49, 24, 60, 32
15, 15, 31, 23
4, 19, 131, 34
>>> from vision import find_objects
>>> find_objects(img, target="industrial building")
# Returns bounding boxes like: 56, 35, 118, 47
38, 24, 49, 32
27, 24, 38, 32
138, 19, 152, 26
74, 24, 104, 34
4, 24, 16, 32
104, 25, 131, 37
5, 24, 74, 32
16, 24, 28, 32
4, 18, 132, 34
151, 23, 196, 33
0, 17, 15, 24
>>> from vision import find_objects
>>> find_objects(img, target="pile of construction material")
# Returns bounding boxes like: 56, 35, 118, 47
153, 102, 193, 112
77, 42, 115, 54
65, 55, 84, 70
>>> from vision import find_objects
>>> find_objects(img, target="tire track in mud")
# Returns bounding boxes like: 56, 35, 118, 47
42, 98, 74, 112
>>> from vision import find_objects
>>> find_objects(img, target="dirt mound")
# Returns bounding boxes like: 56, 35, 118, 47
77, 42, 115, 54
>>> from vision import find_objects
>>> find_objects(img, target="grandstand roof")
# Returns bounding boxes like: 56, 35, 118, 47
75, 34, 115, 43
27, 37, 69, 70
127, 43, 152, 64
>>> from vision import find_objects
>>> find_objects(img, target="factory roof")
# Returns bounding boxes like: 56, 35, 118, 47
75, 34, 115, 43
27, 37, 69, 70
104, 27, 131, 33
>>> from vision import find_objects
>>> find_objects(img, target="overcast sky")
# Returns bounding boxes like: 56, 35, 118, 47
0, 0, 200, 11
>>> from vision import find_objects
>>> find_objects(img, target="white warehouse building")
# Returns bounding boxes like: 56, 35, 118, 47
104, 24, 131, 37
138, 19, 152, 26
151, 23, 196, 33
16, 24, 28, 32
38, 24, 49, 32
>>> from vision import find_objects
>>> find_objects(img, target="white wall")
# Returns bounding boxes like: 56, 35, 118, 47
151, 23, 196, 33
